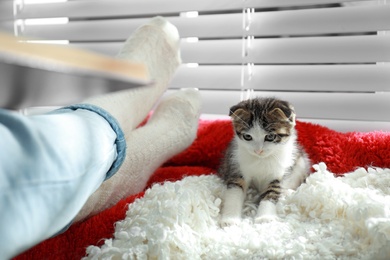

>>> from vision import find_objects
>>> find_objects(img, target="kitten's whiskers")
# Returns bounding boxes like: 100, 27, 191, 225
270, 154, 281, 162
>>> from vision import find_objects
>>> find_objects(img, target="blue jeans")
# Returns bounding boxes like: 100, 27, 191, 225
0, 104, 126, 259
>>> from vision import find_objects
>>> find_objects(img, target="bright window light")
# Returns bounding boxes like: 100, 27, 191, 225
23, 40, 69, 45
24, 17, 69, 25
186, 63, 199, 68
180, 11, 199, 18
183, 37, 199, 43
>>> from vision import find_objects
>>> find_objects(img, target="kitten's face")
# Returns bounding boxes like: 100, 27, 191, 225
229, 97, 296, 158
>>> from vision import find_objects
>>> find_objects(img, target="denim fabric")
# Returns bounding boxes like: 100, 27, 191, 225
0, 106, 125, 259
64, 104, 126, 180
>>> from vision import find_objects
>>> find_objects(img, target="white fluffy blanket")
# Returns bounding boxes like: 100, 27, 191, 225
84, 163, 390, 259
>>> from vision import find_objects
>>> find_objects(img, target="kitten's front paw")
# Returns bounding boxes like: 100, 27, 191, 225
220, 217, 241, 228
255, 214, 280, 224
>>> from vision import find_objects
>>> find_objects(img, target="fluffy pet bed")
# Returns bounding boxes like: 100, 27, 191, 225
15, 119, 390, 259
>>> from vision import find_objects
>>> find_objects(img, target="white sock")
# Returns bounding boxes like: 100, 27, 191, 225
75, 88, 202, 222
83, 16, 181, 135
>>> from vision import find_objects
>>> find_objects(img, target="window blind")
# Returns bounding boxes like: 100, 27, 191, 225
1, 0, 390, 132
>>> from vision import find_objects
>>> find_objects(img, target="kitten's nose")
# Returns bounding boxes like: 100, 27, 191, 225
255, 149, 263, 155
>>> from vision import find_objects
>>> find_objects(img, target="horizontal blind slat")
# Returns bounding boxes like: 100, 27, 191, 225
13, 0, 248, 20
18, 15, 242, 41
180, 35, 390, 64
16, 5, 390, 41
248, 35, 390, 63
170, 64, 390, 92
195, 90, 390, 122
19, 19, 147, 41
11, 0, 368, 20
250, 5, 390, 37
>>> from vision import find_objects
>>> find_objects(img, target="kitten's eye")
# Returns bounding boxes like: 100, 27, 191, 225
265, 134, 277, 142
242, 133, 253, 141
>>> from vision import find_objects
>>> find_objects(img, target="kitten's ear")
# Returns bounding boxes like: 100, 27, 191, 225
229, 106, 251, 122
229, 104, 241, 116
270, 106, 296, 125
270, 108, 288, 120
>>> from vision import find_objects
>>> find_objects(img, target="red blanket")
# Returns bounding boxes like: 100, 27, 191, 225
15, 119, 390, 259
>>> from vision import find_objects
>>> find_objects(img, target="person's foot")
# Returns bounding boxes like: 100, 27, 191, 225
84, 17, 182, 134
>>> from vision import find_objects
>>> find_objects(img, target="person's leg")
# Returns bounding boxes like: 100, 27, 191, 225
0, 107, 122, 259
75, 88, 201, 222
0, 17, 183, 259
74, 17, 201, 221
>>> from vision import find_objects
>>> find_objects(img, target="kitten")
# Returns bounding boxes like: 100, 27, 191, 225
218, 97, 310, 226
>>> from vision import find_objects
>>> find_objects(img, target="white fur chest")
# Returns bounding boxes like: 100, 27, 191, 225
235, 140, 295, 192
